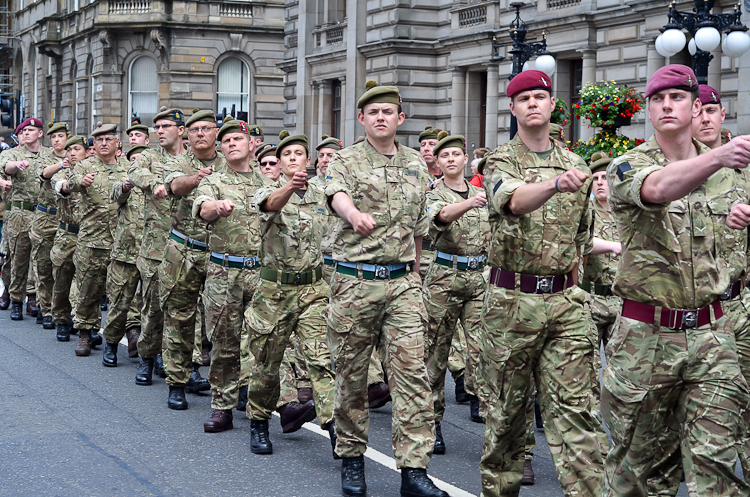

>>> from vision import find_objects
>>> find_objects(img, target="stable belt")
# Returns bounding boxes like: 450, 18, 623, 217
489, 267, 574, 294
169, 229, 207, 252
209, 251, 259, 270
335, 261, 413, 280
422, 239, 434, 252
259, 266, 323, 285
621, 298, 723, 330
37, 204, 57, 215
324, 254, 334, 266
720, 280, 743, 301
59, 222, 79, 234
435, 251, 485, 271
11, 201, 35, 211
580, 279, 614, 297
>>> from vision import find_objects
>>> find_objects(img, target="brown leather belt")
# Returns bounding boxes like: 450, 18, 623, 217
720, 280, 743, 301
489, 267, 574, 294
621, 298, 723, 330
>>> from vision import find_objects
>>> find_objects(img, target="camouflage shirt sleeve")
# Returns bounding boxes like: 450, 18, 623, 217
426, 189, 452, 233
324, 152, 352, 215
607, 152, 668, 213
67, 159, 89, 193
128, 150, 162, 192
255, 181, 283, 223
192, 175, 220, 221
483, 146, 528, 216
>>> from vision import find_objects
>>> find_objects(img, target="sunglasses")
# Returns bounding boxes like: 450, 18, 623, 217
261, 160, 278, 166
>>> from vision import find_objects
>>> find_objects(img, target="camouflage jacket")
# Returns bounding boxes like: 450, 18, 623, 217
35, 150, 66, 210
193, 163, 268, 256
607, 135, 744, 309
67, 155, 130, 249
325, 139, 430, 264
51, 167, 82, 225
110, 181, 145, 264
484, 134, 593, 275
0, 146, 52, 204
426, 179, 490, 257
582, 201, 619, 285
308, 174, 338, 255
128, 146, 185, 261
164, 149, 226, 243
256, 179, 328, 273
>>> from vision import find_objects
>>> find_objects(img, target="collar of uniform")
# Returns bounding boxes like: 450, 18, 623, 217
362, 138, 404, 168
646, 134, 711, 164
510, 133, 567, 169
593, 199, 612, 218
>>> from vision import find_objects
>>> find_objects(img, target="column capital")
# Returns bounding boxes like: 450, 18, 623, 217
577, 48, 596, 59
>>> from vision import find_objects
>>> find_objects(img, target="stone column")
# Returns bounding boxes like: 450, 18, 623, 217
707, 47, 721, 90
484, 63, 499, 148
645, 41, 664, 139
310, 80, 320, 143
580, 49, 596, 141
450, 68, 466, 136
343, 0, 366, 146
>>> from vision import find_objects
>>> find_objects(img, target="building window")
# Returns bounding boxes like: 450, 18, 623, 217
128, 56, 158, 125
217, 57, 250, 122
570, 59, 583, 143
331, 80, 341, 138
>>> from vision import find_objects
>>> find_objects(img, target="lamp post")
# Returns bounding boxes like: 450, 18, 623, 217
495, 2, 556, 139
656, 0, 750, 85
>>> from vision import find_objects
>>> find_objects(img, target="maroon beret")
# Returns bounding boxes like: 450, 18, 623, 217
698, 84, 721, 105
506, 70, 553, 99
645, 64, 698, 98
16, 117, 43, 134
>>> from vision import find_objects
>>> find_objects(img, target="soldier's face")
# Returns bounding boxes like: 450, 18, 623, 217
358, 103, 405, 142
67, 144, 87, 165
22, 127, 43, 146
129, 130, 150, 146
187, 121, 219, 153
648, 89, 700, 134
279, 144, 310, 180
420, 139, 439, 167
592, 171, 609, 202
86, 147, 96, 158
316, 147, 336, 176
129, 152, 142, 163
692, 102, 725, 149
221, 132, 251, 163
260, 157, 281, 182
437, 147, 468, 179
94, 134, 118, 160
154, 119, 183, 148
510, 90, 553, 129
50, 131, 68, 152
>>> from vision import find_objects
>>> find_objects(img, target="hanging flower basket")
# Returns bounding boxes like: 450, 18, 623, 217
551, 98, 570, 127
573, 81, 644, 129
568, 129, 645, 164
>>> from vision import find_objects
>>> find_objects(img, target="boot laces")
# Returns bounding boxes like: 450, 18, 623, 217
344, 459, 365, 484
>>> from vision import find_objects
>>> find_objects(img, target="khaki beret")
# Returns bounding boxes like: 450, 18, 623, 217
91, 121, 118, 137
418, 126, 442, 142
64, 135, 86, 150
47, 121, 69, 136
432, 131, 465, 156
153, 106, 185, 124
126, 144, 149, 161
357, 80, 402, 109
185, 108, 217, 128
276, 130, 308, 158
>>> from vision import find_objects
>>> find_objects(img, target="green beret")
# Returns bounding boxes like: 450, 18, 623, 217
126, 120, 150, 135
256, 143, 277, 162
432, 132, 465, 157
418, 126, 441, 142
248, 124, 263, 137
357, 80, 402, 109
153, 106, 184, 124
276, 130, 308, 158
217, 116, 250, 141
126, 145, 149, 161
91, 121, 117, 137
64, 135, 86, 150
477, 153, 489, 175
47, 121, 69, 136
316, 135, 342, 152
185, 108, 217, 128
589, 152, 613, 174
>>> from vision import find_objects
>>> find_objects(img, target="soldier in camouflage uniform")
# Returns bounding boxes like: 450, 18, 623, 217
422, 131, 490, 458
257, 144, 281, 183
480, 71, 604, 497
127, 119, 150, 146
246, 130, 336, 456
128, 107, 187, 387
42, 135, 86, 341
30, 121, 69, 329
603, 65, 750, 496
159, 109, 219, 410
63, 122, 130, 356
325, 81, 447, 497
1, 118, 50, 321
191, 117, 267, 432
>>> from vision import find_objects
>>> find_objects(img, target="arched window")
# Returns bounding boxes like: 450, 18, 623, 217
128, 56, 158, 125
216, 57, 250, 122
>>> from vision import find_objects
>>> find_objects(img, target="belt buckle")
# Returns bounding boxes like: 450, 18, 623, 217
294, 272, 301, 285
375, 266, 390, 279
243, 258, 255, 269
536, 276, 553, 293
467, 257, 479, 270
682, 310, 698, 329
720, 286, 733, 301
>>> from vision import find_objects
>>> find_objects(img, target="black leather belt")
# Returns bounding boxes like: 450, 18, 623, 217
59, 222, 79, 234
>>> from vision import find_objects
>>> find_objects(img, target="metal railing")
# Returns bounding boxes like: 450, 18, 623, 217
314, 23, 345, 48
220, 3, 253, 18
110, 0, 150, 14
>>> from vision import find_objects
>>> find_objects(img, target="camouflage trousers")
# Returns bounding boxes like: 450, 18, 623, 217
602, 311, 750, 497
194, 300, 208, 366
29, 210, 58, 316
102, 259, 142, 345
327, 270, 435, 469
72, 246, 110, 330
2, 238, 36, 295
480, 284, 605, 497
591, 294, 621, 351
6, 209, 34, 302
50, 230, 78, 324
524, 376, 537, 461
246, 277, 335, 426
136, 256, 164, 359
447, 323, 467, 380
158, 239, 207, 387
203, 263, 259, 410
422, 262, 485, 422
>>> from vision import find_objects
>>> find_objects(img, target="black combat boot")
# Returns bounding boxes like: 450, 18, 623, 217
237, 385, 248, 411
400, 468, 449, 497
454, 374, 470, 403
250, 419, 273, 454
433, 421, 445, 455
167, 386, 188, 410
10, 300, 23, 320
135, 357, 155, 386
185, 364, 210, 394
36, 312, 44, 325
56, 321, 71, 342
42, 315, 55, 329
341, 456, 366, 497
154, 353, 166, 378
102, 341, 118, 367
90, 330, 102, 347
469, 397, 484, 424
100, 295, 108, 311
324, 421, 340, 460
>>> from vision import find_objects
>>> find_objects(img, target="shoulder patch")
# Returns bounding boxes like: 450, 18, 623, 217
493, 180, 503, 194
616, 161, 632, 181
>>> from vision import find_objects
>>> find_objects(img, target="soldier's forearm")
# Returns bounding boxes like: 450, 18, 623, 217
42, 162, 63, 179
199, 200, 220, 222
128, 169, 159, 191
331, 191, 359, 224
3, 162, 18, 176
507, 178, 557, 216
262, 182, 296, 212
170, 175, 200, 196
437, 198, 474, 224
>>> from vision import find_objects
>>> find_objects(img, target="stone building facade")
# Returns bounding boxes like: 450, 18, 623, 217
7, 0, 750, 152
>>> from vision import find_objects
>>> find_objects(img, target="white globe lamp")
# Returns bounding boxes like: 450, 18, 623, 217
694, 26, 721, 51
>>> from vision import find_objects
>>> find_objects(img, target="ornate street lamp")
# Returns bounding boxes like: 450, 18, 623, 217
655, 0, 750, 85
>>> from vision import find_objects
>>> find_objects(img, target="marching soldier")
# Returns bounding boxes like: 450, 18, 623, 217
127, 119, 150, 146
480, 70, 604, 496
325, 80, 447, 497
257, 144, 280, 182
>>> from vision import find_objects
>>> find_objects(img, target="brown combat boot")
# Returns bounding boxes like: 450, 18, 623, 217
0, 288, 10, 310
126, 328, 140, 358
278, 400, 316, 433
75, 329, 92, 356
26, 294, 39, 317
204, 409, 233, 433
